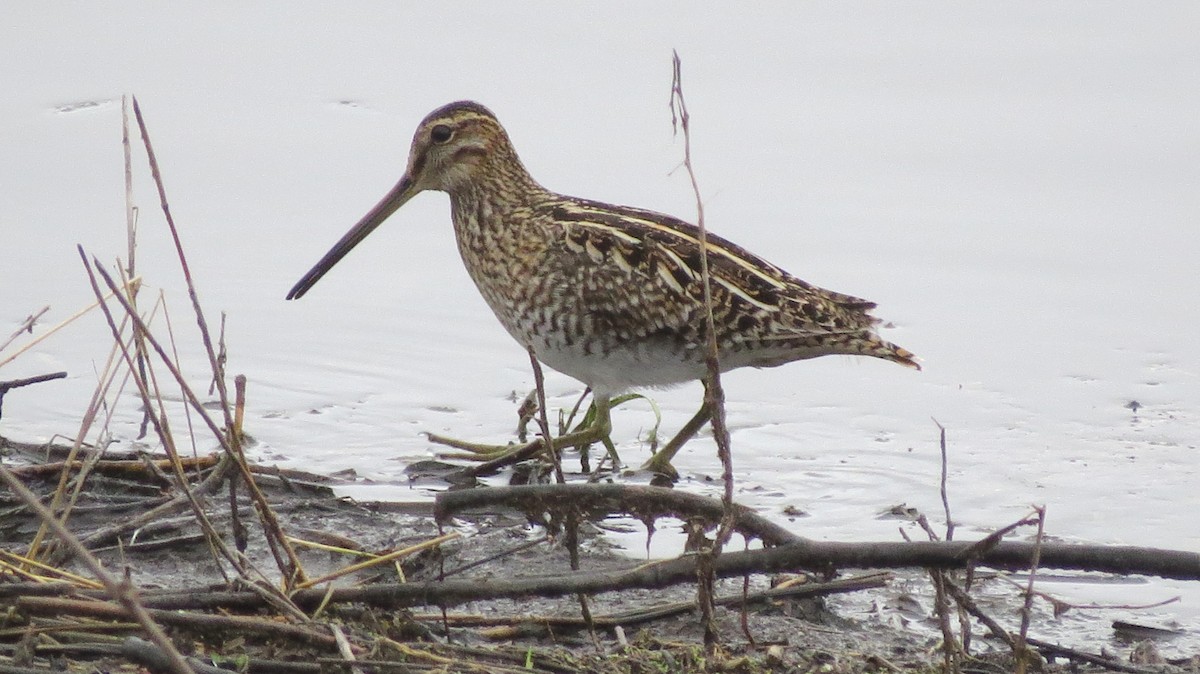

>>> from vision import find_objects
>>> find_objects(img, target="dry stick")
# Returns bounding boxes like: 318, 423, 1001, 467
208, 312, 227, 397
933, 419, 953, 542
229, 379, 247, 553
439, 535, 551, 579
122, 95, 137, 279
129, 98, 306, 587
233, 373, 247, 441
0, 372, 66, 393
121, 99, 153, 441
1015, 505, 1047, 674
58, 297, 174, 542
0, 467, 194, 674
295, 532, 461, 589
157, 293, 204, 467
77, 251, 235, 575
669, 52, 738, 649
82, 258, 298, 618
523, 348, 597, 642
121, 638, 230, 674
0, 304, 50, 354
129, 97, 232, 436
526, 348, 564, 485
329, 625, 364, 674
941, 580, 1017, 651
114, 270, 230, 577
993, 573, 1179, 614
0, 372, 66, 418
927, 419, 963, 667
25, 302, 139, 561
88, 258, 308, 591
0, 550, 104, 588
0, 280, 141, 369
930, 570, 960, 671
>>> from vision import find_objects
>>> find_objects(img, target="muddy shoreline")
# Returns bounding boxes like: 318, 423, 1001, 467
4, 436, 1197, 672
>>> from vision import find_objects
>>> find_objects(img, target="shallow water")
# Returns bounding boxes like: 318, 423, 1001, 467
2, 3, 1197, 656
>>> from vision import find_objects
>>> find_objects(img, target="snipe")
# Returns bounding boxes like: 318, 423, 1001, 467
287, 100, 918, 475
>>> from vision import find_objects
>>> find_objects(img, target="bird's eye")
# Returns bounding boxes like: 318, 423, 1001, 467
430, 124, 454, 144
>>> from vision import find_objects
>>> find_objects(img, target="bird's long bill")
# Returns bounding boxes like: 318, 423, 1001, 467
285, 175, 417, 300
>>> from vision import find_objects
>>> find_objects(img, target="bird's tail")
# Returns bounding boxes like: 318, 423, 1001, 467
870, 335, 921, 371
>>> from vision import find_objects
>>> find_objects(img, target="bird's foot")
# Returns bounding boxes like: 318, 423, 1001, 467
427, 421, 619, 472
638, 453, 680, 482
426, 433, 522, 458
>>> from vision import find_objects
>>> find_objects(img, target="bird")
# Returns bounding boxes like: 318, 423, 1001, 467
287, 100, 918, 476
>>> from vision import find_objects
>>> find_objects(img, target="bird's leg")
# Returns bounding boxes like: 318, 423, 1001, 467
428, 393, 621, 467
575, 395, 621, 472
640, 402, 713, 479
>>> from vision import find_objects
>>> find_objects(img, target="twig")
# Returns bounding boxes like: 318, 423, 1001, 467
70, 459, 229, 552
0, 305, 50, 354
524, 348, 596, 639
330, 625, 364, 674
0, 466, 193, 674
130, 97, 231, 425
74, 250, 237, 580
1016, 505, 1047, 673
130, 99, 307, 587
669, 48, 736, 650
941, 579, 1016, 650
0, 279, 141, 369
295, 532, 461, 589
932, 419, 953, 541
122, 95, 137, 278
526, 348, 563, 484
0, 372, 67, 420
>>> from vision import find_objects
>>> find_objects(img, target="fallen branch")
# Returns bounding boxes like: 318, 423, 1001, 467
112, 536, 1198, 615
435, 483, 802, 547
